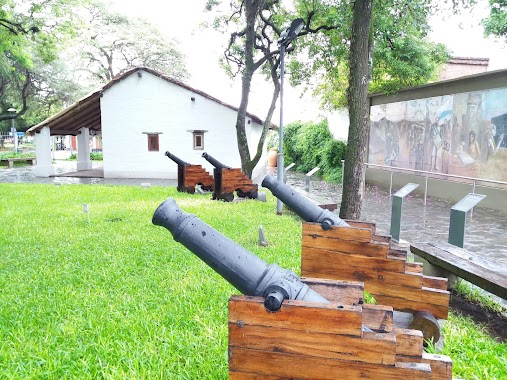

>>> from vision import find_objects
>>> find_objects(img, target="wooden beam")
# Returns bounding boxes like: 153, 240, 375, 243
411, 242, 507, 299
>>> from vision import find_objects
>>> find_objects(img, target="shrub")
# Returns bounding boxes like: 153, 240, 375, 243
68, 152, 103, 161
0, 152, 35, 159
90, 152, 103, 161
284, 121, 304, 165
321, 139, 347, 183
283, 119, 347, 183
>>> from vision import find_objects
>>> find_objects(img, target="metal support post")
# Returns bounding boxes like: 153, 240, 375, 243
305, 167, 320, 192
284, 162, 295, 183
448, 193, 486, 248
390, 183, 419, 242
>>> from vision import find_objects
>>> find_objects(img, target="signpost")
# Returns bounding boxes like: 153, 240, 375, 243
390, 183, 419, 242
448, 193, 486, 248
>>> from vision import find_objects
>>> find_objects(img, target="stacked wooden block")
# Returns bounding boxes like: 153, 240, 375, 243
300, 221, 450, 320
213, 168, 258, 201
228, 277, 453, 379
177, 164, 214, 193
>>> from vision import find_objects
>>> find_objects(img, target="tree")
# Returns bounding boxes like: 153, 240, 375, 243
482, 0, 507, 40
290, 0, 457, 219
74, 1, 189, 84
207, 0, 335, 177
0, 0, 85, 126
340, 0, 373, 219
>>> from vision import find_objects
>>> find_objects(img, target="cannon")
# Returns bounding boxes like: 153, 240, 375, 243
201, 152, 258, 201
165, 151, 190, 167
201, 152, 230, 170
262, 174, 349, 229
152, 198, 329, 311
165, 151, 214, 194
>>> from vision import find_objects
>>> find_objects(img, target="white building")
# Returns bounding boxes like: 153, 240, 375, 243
27, 67, 268, 179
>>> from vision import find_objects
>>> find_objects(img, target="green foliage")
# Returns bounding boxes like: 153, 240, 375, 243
291, 0, 452, 108
266, 130, 279, 150
74, 1, 189, 84
364, 291, 377, 304
426, 311, 507, 379
370, 36, 450, 95
321, 138, 347, 183
482, 0, 507, 39
455, 280, 507, 315
68, 152, 103, 161
1, 0, 87, 126
0, 184, 302, 378
0, 184, 504, 379
0, 151, 35, 159
284, 119, 346, 183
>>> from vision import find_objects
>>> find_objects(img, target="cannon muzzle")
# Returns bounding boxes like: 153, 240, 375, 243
165, 151, 190, 166
262, 174, 349, 229
152, 198, 329, 311
201, 152, 231, 169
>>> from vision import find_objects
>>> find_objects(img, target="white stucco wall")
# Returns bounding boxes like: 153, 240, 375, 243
100, 70, 266, 179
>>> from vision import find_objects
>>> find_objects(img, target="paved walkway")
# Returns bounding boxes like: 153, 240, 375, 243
284, 172, 507, 278
2, 161, 506, 278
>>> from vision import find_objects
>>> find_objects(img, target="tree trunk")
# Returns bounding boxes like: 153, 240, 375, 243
235, 0, 264, 178
246, 58, 280, 176
339, 0, 373, 220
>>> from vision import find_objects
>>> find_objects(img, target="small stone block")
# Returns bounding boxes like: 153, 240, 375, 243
256, 191, 267, 202
141, 183, 151, 188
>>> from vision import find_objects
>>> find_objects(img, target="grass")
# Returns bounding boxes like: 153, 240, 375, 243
427, 312, 507, 379
68, 152, 103, 161
0, 183, 505, 379
0, 184, 301, 379
455, 279, 507, 316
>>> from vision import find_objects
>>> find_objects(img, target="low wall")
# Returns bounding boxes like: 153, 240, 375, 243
365, 167, 507, 213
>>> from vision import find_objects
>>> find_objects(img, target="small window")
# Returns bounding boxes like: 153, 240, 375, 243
147, 134, 159, 151
193, 132, 204, 150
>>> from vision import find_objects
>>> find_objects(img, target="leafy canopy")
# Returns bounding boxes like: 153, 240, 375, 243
482, 0, 507, 40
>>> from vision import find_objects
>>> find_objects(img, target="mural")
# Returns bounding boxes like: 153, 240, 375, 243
368, 87, 507, 182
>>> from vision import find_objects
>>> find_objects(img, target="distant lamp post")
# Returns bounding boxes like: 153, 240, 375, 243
7, 108, 18, 153
276, 18, 305, 215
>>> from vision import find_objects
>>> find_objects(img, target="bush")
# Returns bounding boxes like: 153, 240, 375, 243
284, 121, 304, 164
321, 139, 347, 183
68, 152, 103, 161
90, 152, 103, 161
283, 119, 347, 183
0, 152, 35, 159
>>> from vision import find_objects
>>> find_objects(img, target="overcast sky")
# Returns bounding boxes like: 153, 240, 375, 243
111, 0, 507, 123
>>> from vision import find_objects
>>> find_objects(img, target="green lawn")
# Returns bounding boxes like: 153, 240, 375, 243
0, 183, 505, 379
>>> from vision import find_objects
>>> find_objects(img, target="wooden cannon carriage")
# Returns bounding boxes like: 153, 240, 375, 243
153, 198, 454, 380
202, 152, 258, 201
229, 277, 453, 380
165, 151, 214, 194
261, 174, 450, 342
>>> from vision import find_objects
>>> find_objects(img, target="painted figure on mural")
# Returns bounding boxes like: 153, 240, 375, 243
441, 141, 450, 174
408, 126, 416, 167
429, 121, 442, 171
384, 121, 399, 166
484, 121, 504, 160
451, 116, 462, 155
467, 130, 481, 161
415, 141, 425, 171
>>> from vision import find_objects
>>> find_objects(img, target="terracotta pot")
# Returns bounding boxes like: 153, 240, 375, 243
267, 149, 278, 167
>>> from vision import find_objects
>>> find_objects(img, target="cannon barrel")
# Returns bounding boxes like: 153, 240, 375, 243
201, 152, 231, 169
152, 198, 329, 311
165, 151, 190, 166
262, 174, 349, 229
